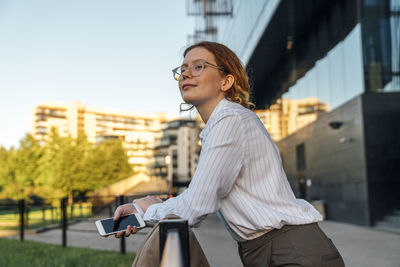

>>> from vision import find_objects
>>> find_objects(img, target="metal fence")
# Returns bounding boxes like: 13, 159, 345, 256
0, 192, 166, 252
0, 192, 190, 264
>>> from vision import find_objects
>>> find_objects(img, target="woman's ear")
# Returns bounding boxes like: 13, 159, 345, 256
221, 74, 235, 92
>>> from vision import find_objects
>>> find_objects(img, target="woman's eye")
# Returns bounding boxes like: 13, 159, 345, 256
194, 64, 203, 70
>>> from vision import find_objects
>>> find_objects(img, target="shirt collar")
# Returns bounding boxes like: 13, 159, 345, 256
199, 98, 230, 141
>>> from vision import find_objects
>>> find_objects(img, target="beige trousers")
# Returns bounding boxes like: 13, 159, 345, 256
238, 223, 345, 267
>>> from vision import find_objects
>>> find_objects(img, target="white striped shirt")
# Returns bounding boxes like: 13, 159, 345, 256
144, 98, 322, 240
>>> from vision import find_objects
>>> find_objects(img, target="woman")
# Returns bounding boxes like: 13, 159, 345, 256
114, 41, 345, 267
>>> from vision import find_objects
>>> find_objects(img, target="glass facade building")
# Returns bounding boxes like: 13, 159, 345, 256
189, 0, 400, 227
283, 25, 365, 111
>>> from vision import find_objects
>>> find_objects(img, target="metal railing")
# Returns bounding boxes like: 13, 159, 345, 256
160, 230, 183, 267
1, 193, 192, 264
0, 192, 170, 254
159, 219, 190, 267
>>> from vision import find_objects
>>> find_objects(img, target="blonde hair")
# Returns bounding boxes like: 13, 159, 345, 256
183, 41, 254, 109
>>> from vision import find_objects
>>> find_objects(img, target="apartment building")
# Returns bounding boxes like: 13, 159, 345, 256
151, 119, 201, 193
31, 101, 176, 174
254, 97, 329, 141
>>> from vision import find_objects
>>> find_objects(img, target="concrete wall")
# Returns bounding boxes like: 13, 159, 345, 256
277, 95, 371, 225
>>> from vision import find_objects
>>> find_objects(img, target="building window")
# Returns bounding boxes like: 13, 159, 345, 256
296, 143, 306, 171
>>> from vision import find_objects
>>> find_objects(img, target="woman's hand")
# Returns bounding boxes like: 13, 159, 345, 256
112, 196, 162, 238
133, 195, 163, 213
113, 204, 138, 238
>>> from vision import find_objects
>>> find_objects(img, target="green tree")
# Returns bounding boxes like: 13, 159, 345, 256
14, 134, 44, 198
36, 129, 93, 200
84, 139, 133, 191
0, 146, 16, 198
36, 128, 66, 198
0, 135, 43, 200
1, 129, 133, 200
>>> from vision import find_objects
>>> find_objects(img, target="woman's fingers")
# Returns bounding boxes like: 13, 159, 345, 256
112, 203, 141, 239
124, 225, 132, 237
113, 206, 122, 221
115, 231, 123, 238
114, 225, 138, 238
113, 204, 138, 221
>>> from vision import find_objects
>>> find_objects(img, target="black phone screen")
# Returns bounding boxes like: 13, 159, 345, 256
100, 214, 141, 234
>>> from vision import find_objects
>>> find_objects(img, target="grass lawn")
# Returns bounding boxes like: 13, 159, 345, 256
0, 238, 135, 267
0, 203, 92, 230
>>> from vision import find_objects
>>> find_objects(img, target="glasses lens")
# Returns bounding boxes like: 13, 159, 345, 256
174, 72, 181, 81
172, 60, 206, 81
180, 65, 188, 74
172, 67, 181, 81
191, 61, 204, 76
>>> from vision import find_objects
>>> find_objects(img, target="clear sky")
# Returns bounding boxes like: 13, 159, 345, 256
0, 0, 195, 148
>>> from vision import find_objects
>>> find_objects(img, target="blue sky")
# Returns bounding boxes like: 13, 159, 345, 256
0, 0, 195, 148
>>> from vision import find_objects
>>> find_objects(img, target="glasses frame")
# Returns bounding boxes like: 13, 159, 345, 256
172, 59, 225, 81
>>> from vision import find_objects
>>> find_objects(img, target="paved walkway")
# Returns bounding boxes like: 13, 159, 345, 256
9, 214, 400, 267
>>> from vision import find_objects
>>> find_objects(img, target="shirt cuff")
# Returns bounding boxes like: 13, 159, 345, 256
132, 203, 144, 217
143, 203, 163, 221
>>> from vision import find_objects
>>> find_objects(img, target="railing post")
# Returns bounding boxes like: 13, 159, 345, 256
18, 199, 25, 241
51, 206, 54, 223
118, 195, 126, 254
25, 206, 29, 229
61, 197, 67, 247
42, 206, 46, 223
70, 203, 74, 220
108, 203, 113, 217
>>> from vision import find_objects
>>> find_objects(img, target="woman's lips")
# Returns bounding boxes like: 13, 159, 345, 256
182, 84, 196, 90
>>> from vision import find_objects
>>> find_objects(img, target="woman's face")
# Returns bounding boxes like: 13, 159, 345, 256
178, 47, 226, 108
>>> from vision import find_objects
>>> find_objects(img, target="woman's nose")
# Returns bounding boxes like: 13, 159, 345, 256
181, 68, 192, 80
181, 72, 189, 80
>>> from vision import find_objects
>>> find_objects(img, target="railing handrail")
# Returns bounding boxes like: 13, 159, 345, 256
160, 229, 183, 267
159, 219, 190, 267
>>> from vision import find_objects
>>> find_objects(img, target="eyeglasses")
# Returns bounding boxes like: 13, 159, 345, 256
172, 59, 225, 81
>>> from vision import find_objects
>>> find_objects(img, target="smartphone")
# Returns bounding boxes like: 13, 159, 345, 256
95, 214, 146, 237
